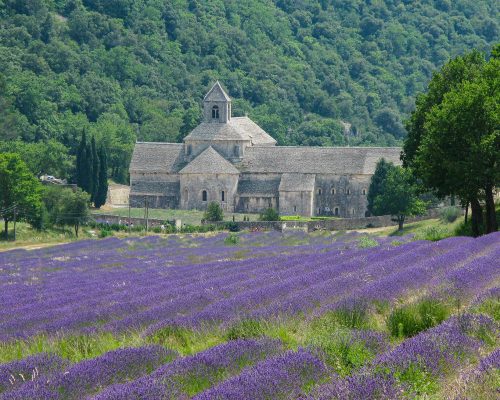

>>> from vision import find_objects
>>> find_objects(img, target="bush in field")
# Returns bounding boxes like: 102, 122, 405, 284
204, 202, 223, 222
259, 208, 280, 221
225, 320, 264, 340
224, 233, 240, 245
387, 298, 450, 338
440, 206, 461, 223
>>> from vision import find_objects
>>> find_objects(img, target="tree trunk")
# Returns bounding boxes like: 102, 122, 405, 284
3, 218, 8, 239
464, 202, 469, 224
398, 215, 405, 231
484, 185, 498, 233
75, 223, 79, 238
470, 198, 483, 237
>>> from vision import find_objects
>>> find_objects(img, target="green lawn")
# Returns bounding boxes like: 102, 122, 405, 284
369, 217, 465, 240
94, 207, 260, 225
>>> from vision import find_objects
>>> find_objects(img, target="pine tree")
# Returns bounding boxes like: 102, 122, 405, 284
91, 135, 100, 203
94, 145, 108, 208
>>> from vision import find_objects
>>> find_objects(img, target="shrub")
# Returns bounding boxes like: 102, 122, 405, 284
387, 298, 450, 338
259, 208, 280, 221
225, 221, 240, 232
204, 202, 223, 222
224, 233, 240, 245
440, 206, 461, 223
98, 229, 113, 238
358, 236, 378, 248
333, 300, 370, 329
225, 319, 264, 340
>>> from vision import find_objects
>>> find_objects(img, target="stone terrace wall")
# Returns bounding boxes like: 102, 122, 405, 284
92, 208, 444, 232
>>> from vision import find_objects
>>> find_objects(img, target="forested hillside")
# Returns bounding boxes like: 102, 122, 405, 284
0, 0, 498, 183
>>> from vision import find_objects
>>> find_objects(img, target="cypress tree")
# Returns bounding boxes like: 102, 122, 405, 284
95, 145, 108, 208
82, 141, 94, 197
76, 130, 88, 190
91, 135, 100, 203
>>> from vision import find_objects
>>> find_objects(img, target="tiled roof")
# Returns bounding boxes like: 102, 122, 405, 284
279, 174, 316, 192
179, 146, 239, 174
130, 142, 184, 173
204, 81, 231, 102
240, 146, 402, 175
183, 117, 277, 145
237, 178, 281, 196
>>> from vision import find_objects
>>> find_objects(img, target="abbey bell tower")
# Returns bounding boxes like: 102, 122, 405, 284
203, 81, 231, 123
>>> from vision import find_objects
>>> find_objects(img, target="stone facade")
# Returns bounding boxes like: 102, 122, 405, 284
129, 82, 402, 217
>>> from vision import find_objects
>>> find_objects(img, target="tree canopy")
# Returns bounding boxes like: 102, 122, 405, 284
369, 162, 426, 230
0, 1, 498, 182
403, 47, 499, 236
0, 153, 43, 238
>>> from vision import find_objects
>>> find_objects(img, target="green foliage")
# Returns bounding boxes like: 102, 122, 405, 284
439, 206, 461, 223
94, 145, 108, 208
259, 208, 280, 221
372, 165, 427, 230
54, 187, 90, 237
0, 152, 43, 237
203, 201, 223, 222
387, 298, 450, 339
404, 49, 499, 235
223, 233, 239, 246
357, 236, 378, 248
367, 158, 392, 215
0, 1, 498, 182
225, 320, 264, 340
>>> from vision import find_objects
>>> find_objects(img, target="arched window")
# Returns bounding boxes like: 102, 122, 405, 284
352, 208, 355, 215
318, 188, 322, 195
202, 190, 207, 202
346, 189, 351, 195
362, 189, 366, 195
331, 188, 335, 195
334, 207, 339, 216
294, 205, 297, 213
183, 188, 188, 202
212, 106, 219, 120
221, 190, 225, 202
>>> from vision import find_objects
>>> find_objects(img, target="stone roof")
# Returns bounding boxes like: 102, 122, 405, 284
131, 181, 180, 196
237, 178, 281, 197
204, 81, 231, 102
279, 174, 316, 192
179, 146, 239, 174
240, 146, 402, 175
130, 142, 184, 173
183, 116, 277, 145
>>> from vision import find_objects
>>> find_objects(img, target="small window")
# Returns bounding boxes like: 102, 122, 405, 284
331, 188, 335, 195
346, 189, 351, 195
362, 189, 366, 195
317, 208, 320, 214
221, 190, 225, 202
202, 190, 207, 202
212, 106, 219, 119
234, 145, 240, 157
318, 188, 322, 195
352, 208, 355, 215
294, 205, 297, 213
187, 144, 192, 155
334, 207, 339, 216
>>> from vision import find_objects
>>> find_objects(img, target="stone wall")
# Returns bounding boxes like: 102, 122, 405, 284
180, 173, 239, 212
279, 190, 314, 216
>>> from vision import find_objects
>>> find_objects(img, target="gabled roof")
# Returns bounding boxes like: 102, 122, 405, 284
279, 174, 316, 192
204, 81, 231, 102
237, 178, 281, 197
183, 117, 277, 144
130, 142, 184, 173
240, 146, 402, 175
179, 146, 239, 174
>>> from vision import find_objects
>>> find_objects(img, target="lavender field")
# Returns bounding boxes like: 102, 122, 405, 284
0, 231, 498, 399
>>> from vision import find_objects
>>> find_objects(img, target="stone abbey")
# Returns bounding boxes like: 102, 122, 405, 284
129, 82, 401, 217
